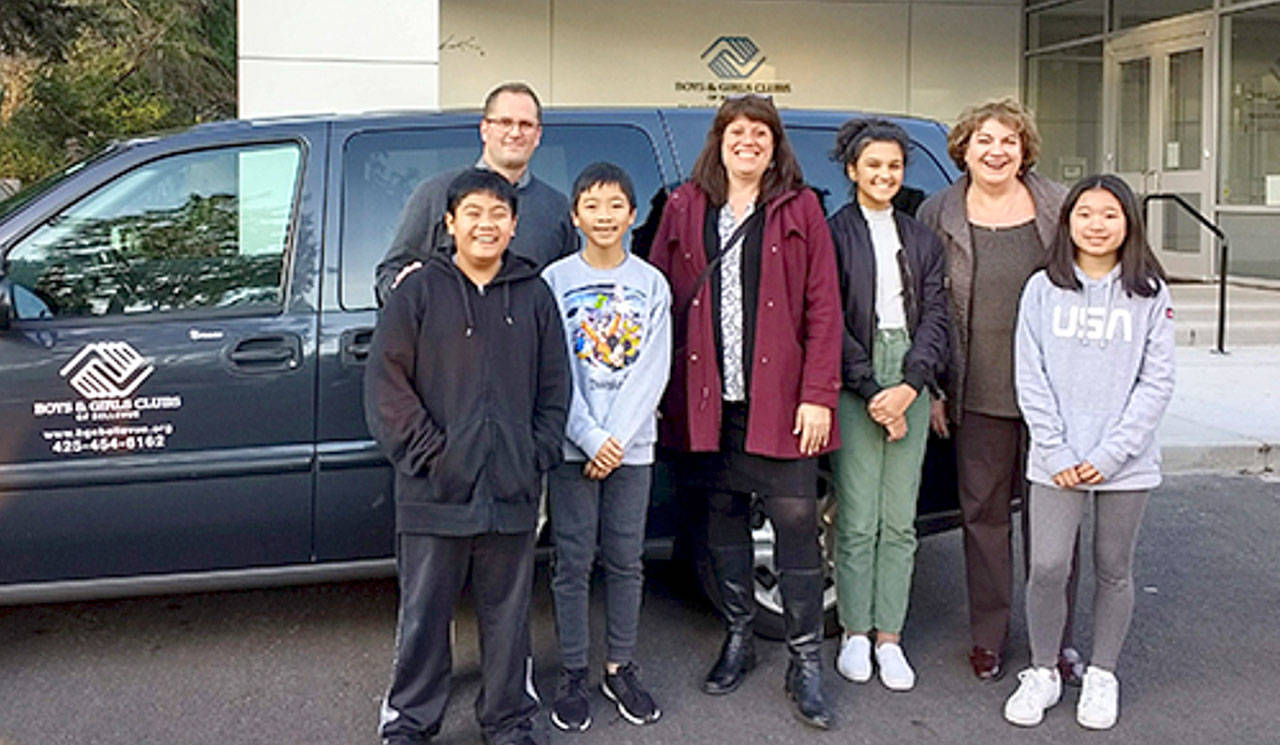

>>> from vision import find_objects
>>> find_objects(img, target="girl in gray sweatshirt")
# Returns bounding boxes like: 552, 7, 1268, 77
1005, 175, 1174, 732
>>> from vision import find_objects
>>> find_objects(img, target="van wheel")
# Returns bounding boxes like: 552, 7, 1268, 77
694, 493, 840, 641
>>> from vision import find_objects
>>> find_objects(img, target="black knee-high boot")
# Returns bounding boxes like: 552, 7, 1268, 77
779, 567, 831, 729
702, 544, 757, 695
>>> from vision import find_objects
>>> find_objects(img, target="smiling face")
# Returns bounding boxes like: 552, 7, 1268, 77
720, 115, 775, 185
848, 139, 904, 211
445, 190, 517, 275
964, 116, 1024, 189
479, 90, 542, 175
572, 181, 636, 253
1070, 187, 1127, 270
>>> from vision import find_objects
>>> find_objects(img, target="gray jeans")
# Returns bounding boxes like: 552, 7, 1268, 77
548, 462, 651, 669
1026, 483, 1149, 670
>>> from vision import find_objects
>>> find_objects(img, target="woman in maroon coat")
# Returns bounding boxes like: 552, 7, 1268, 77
649, 95, 843, 729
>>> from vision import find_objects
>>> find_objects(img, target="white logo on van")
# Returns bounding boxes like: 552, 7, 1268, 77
59, 341, 155, 399
1051, 305, 1133, 343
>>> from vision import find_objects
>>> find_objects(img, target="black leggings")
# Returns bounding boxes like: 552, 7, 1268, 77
706, 490, 822, 572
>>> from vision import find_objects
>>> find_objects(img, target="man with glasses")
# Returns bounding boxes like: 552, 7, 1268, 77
374, 82, 577, 304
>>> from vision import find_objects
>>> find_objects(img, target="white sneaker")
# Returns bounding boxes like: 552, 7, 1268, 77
835, 634, 872, 683
875, 642, 916, 691
1077, 666, 1119, 730
1003, 667, 1061, 727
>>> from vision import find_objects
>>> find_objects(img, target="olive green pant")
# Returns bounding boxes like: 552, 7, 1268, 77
831, 328, 930, 635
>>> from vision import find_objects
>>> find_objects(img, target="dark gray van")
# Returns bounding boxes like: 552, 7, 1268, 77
0, 108, 960, 636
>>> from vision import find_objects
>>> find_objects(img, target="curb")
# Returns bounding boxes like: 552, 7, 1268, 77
1162, 442, 1274, 475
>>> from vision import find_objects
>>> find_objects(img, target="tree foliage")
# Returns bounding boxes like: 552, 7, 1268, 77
0, 0, 236, 185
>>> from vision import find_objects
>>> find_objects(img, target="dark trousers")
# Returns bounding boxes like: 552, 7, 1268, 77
379, 531, 538, 745
955, 410, 1078, 653
548, 462, 651, 669
706, 490, 821, 571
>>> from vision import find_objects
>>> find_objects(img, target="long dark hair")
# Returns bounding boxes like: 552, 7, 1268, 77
689, 95, 804, 206
1045, 173, 1165, 297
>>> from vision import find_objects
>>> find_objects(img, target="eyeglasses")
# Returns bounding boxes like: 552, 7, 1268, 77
483, 117, 540, 134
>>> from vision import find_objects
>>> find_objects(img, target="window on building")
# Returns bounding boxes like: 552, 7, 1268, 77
1027, 0, 1105, 50
1112, 0, 1211, 30
5, 144, 300, 319
1220, 4, 1280, 206
1025, 43, 1103, 182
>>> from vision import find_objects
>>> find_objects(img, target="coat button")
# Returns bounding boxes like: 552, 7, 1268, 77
684, 252, 691, 260
771, 245, 778, 254
760, 355, 769, 364
692, 298, 700, 307
701, 386, 709, 398
766, 300, 774, 308
690, 353, 699, 362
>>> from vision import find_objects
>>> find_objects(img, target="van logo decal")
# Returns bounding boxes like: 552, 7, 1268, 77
701, 36, 765, 79
60, 341, 155, 399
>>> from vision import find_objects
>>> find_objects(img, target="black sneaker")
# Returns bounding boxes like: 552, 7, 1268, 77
601, 662, 661, 725
550, 666, 592, 732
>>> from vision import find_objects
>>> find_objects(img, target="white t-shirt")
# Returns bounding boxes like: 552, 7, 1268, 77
861, 203, 906, 330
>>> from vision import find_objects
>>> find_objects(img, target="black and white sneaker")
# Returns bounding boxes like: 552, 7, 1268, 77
601, 662, 661, 725
550, 666, 592, 732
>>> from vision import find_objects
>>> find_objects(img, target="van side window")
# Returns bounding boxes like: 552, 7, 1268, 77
340, 124, 667, 311
340, 128, 478, 311
5, 143, 301, 319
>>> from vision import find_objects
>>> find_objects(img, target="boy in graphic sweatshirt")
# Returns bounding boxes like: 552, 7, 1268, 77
540, 163, 672, 732
365, 168, 569, 745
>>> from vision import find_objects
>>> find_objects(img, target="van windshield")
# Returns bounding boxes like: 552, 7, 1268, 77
0, 146, 119, 222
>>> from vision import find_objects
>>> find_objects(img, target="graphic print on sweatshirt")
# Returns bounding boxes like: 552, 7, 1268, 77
1051, 303, 1133, 343
562, 283, 649, 384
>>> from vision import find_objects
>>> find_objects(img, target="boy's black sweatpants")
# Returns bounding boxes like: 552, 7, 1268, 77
379, 531, 539, 745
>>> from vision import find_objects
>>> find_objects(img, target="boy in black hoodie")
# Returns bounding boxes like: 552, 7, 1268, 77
365, 169, 569, 745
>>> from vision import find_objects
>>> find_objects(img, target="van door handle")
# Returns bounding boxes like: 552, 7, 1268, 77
340, 327, 374, 365
225, 333, 302, 372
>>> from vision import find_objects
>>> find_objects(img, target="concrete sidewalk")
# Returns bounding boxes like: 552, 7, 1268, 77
1161, 345, 1279, 474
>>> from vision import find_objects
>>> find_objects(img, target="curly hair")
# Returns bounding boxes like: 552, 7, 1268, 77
946, 97, 1041, 176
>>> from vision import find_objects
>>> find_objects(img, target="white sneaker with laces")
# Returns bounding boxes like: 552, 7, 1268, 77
835, 634, 872, 683
1077, 666, 1119, 730
1003, 666, 1061, 727
875, 642, 916, 691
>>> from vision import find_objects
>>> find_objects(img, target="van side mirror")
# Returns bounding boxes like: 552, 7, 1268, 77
0, 277, 13, 331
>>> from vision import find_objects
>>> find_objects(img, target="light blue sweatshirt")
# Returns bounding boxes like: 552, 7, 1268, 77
1015, 266, 1175, 490
542, 252, 672, 465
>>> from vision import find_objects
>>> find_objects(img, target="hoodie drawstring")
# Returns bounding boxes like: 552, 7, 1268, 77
503, 282, 514, 326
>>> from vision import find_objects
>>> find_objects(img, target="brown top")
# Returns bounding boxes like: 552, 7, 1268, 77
964, 219, 1042, 418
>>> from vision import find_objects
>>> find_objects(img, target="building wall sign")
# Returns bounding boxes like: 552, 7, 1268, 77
675, 35, 793, 104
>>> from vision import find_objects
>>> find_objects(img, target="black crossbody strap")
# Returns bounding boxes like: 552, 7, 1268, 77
678, 215, 756, 321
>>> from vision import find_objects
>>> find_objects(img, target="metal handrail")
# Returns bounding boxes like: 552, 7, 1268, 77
1142, 193, 1229, 354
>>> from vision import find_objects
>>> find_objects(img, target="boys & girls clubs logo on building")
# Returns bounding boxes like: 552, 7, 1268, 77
674, 35, 793, 103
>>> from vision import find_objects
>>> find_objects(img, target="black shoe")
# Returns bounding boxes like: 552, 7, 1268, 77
779, 568, 832, 730
550, 666, 591, 732
1058, 646, 1085, 687
702, 544, 757, 695
601, 662, 661, 725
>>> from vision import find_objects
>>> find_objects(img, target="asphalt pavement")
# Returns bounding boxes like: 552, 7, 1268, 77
1, 472, 1276, 745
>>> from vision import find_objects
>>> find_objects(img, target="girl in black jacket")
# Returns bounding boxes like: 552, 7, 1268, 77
827, 119, 949, 692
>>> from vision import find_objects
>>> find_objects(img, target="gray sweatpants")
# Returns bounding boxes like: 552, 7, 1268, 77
1026, 483, 1149, 670
548, 462, 651, 669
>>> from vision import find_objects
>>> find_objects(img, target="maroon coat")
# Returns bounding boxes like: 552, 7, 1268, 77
649, 181, 842, 458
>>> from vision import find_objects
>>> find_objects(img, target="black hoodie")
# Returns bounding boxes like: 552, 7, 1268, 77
364, 252, 569, 536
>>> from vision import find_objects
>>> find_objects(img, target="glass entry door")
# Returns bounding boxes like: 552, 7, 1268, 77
1104, 14, 1215, 278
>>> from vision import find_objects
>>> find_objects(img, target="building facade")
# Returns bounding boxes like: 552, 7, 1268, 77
1025, 0, 1280, 279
